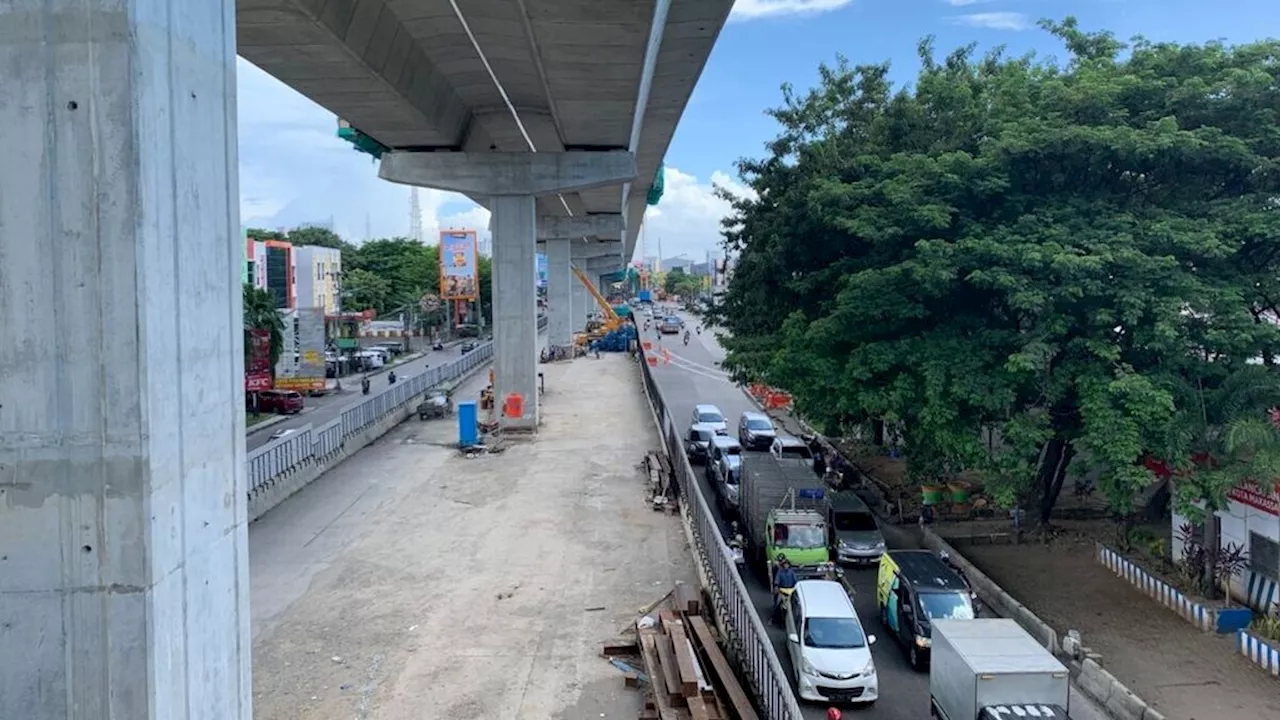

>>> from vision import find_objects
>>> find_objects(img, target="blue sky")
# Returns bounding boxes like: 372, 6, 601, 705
238, 0, 1280, 260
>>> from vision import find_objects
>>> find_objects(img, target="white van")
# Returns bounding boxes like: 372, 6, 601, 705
785, 580, 878, 705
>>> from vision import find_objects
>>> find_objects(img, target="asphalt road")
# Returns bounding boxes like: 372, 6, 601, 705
247, 329, 544, 452
643, 312, 1106, 720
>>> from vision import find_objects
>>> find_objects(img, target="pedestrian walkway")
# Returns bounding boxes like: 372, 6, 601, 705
248, 354, 694, 720
964, 538, 1280, 720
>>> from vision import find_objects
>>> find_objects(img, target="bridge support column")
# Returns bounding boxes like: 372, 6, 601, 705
543, 238, 573, 350
0, 2, 251, 719
491, 195, 541, 431
571, 272, 591, 332
381, 151, 637, 433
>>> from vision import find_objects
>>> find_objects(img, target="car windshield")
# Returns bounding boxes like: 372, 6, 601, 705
804, 617, 867, 649
834, 512, 878, 532
747, 418, 773, 431
776, 524, 825, 549
698, 411, 725, 423
778, 444, 813, 460
724, 445, 742, 456
918, 591, 976, 621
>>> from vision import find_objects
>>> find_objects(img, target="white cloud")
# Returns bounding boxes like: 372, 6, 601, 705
236, 58, 744, 264
730, 0, 854, 22
638, 167, 755, 262
237, 58, 483, 245
941, 0, 997, 6
950, 12, 1031, 30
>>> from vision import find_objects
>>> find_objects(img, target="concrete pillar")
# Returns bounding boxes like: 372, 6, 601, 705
491, 195, 540, 431
544, 239, 573, 348
571, 273, 591, 331
0, 2, 251, 719
380, 151, 637, 433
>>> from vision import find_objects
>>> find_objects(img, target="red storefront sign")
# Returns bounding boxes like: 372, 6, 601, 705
1228, 483, 1280, 516
245, 329, 273, 391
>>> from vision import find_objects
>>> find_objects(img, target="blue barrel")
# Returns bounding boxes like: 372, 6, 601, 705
457, 401, 479, 447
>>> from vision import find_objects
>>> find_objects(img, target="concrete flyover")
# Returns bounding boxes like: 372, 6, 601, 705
0, 1, 732, 719
238, 0, 735, 433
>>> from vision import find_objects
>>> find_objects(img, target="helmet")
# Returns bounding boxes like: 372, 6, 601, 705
775, 553, 788, 564
939, 551, 950, 562
826, 708, 843, 720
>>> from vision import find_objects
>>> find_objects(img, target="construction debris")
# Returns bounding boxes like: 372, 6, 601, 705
604, 583, 760, 720
645, 452, 678, 513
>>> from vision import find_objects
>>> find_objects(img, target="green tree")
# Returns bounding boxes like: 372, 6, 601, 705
245, 228, 286, 242
714, 19, 1280, 522
243, 283, 284, 369
288, 225, 356, 253
664, 267, 703, 298
342, 268, 393, 314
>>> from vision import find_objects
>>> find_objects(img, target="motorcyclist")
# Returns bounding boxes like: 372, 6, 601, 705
388, 371, 397, 384
361, 376, 370, 395
772, 554, 799, 622
696, 325, 702, 335
683, 329, 690, 345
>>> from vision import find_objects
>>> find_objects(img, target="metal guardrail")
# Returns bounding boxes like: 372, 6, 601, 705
247, 316, 547, 496
637, 348, 805, 720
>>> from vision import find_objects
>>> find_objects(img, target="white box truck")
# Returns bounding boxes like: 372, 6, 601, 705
930, 618, 1071, 720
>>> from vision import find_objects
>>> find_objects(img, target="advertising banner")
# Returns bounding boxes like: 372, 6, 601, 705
276, 307, 327, 392
245, 328, 273, 391
439, 230, 479, 300
536, 252, 548, 289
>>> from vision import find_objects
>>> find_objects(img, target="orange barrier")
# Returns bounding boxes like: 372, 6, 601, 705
646, 356, 659, 367
764, 391, 792, 409
503, 392, 525, 419
748, 383, 769, 398
642, 340, 653, 351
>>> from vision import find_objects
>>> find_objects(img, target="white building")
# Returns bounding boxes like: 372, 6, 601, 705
293, 245, 343, 315
1172, 483, 1280, 614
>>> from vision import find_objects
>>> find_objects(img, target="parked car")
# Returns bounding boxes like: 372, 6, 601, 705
256, 389, 304, 415
771, 435, 814, 463
785, 580, 878, 705
738, 411, 777, 450
690, 404, 728, 433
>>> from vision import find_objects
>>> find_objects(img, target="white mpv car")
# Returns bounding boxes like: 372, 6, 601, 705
785, 580, 878, 705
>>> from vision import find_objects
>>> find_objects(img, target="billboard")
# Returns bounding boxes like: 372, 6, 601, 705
536, 252, 548, 289
439, 230, 479, 300
274, 307, 327, 392
245, 328, 273, 391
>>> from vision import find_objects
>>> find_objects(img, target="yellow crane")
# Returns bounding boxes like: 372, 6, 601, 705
572, 264, 621, 342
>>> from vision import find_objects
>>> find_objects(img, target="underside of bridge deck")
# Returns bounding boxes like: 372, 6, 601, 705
237, 0, 735, 258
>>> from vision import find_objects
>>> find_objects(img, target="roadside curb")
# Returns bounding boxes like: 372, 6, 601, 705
246, 413, 290, 435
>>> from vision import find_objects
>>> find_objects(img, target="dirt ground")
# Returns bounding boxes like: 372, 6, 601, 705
249, 354, 695, 720
960, 532, 1280, 720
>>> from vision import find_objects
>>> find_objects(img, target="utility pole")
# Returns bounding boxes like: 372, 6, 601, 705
409, 188, 423, 242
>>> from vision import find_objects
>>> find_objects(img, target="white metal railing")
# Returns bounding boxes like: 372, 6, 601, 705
636, 348, 804, 720
247, 316, 546, 496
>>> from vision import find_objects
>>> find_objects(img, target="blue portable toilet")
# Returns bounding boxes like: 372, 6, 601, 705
457, 401, 479, 447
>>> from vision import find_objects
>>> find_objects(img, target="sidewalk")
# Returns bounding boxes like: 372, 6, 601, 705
963, 539, 1280, 720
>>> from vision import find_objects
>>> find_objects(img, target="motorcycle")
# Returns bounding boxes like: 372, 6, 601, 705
683, 331, 690, 345
388, 371, 397, 385
773, 586, 796, 626
360, 378, 371, 395
727, 523, 746, 575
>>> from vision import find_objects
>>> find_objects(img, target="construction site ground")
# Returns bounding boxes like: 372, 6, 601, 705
249, 353, 695, 720
959, 528, 1280, 720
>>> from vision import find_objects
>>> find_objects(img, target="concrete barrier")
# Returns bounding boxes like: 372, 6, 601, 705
246, 357, 493, 522
920, 528, 1060, 654
1096, 542, 1253, 633
1238, 629, 1280, 677
1077, 659, 1167, 720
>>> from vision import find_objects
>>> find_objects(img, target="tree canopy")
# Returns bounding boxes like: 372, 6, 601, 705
713, 18, 1280, 521
663, 267, 705, 298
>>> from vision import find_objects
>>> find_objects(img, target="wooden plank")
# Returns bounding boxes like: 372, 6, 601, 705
602, 640, 640, 657
686, 697, 712, 720
674, 581, 702, 616
654, 633, 685, 707
639, 632, 681, 720
687, 616, 760, 720
668, 624, 700, 699
658, 609, 682, 632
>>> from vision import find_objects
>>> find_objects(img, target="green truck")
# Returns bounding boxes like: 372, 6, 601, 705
739, 454, 831, 588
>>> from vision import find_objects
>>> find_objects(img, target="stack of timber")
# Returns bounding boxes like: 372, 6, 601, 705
605, 582, 759, 720
645, 452, 678, 513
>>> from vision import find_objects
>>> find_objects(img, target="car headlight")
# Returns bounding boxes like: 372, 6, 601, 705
838, 540, 850, 550
915, 635, 931, 648
863, 659, 877, 676
874, 541, 886, 550
801, 657, 817, 676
